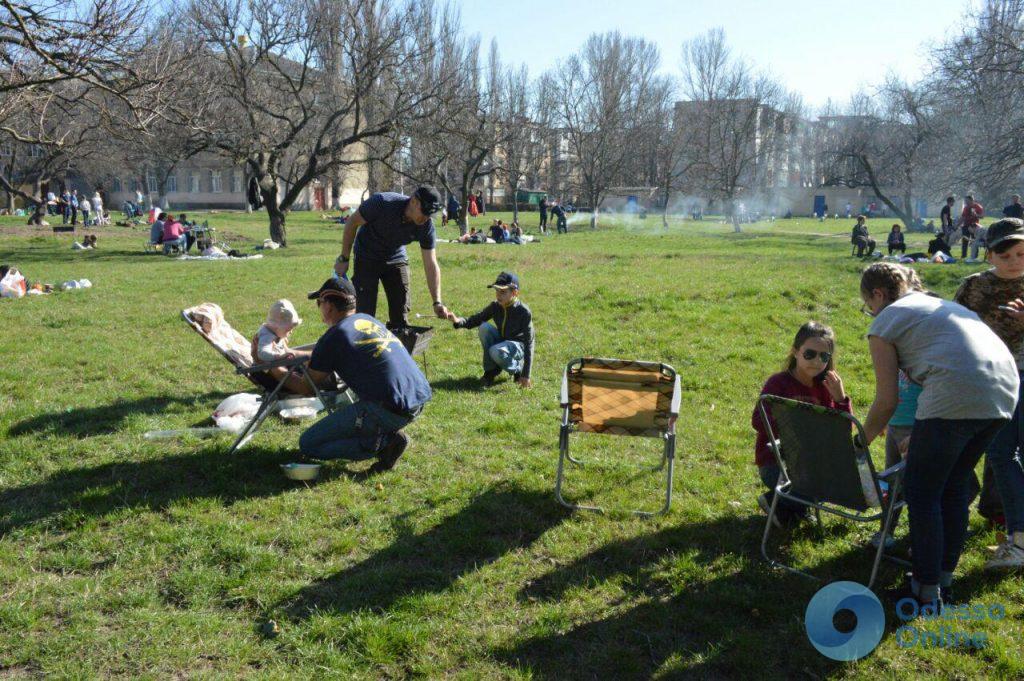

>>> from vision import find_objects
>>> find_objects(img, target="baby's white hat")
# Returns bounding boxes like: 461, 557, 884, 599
266, 299, 302, 332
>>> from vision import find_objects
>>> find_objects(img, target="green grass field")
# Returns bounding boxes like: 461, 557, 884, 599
1, 211, 1020, 679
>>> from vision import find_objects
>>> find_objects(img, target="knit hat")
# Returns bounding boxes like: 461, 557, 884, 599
266, 299, 302, 333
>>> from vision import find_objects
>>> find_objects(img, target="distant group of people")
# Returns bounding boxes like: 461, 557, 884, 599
148, 212, 199, 254
45, 188, 108, 227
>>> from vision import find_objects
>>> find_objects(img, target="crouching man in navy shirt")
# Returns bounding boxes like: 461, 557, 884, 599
297, 277, 432, 473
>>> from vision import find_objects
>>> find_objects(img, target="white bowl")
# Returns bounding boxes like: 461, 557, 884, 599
280, 463, 321, 481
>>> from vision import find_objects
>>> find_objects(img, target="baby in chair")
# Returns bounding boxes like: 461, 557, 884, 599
254, 299, 312, 392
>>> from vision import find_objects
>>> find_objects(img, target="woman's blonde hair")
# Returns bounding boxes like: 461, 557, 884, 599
860, 262, 924, 301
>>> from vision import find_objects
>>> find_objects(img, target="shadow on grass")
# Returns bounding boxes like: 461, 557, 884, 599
0, 444, 310, 535
7, 391, 232, 438
428, 375, 490, 392
494, 514, 896, 680
278, 482, 567, 620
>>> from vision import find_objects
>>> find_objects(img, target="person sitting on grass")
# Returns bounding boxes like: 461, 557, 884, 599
928, 231, 951, 256
851, 215, 876, 257
149, 212, 166, 246
887, 224, 906, 255
161, 214, 188, 254
489, 219, 506, 243
296, 277, 432, 473
252, 299, 311, 394
752, 322, 851, 526
451, 271, 534, 388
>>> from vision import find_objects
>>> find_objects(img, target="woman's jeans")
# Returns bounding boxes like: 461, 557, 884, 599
299, 400, 415, 461
478, 323, 524, 375
985, 373, 1024, 534
904, 418, 1007, 585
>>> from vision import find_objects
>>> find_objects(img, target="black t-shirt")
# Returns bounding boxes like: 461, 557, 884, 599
354, 192, 436, 265
1004, 203, 1024, 219
310, 313, 432, 413
940, 204, 953, 227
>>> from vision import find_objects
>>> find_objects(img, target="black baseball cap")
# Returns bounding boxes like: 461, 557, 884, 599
413, 186, 442, 215
308, 276, 356, 300
987, 218, 1024, 250
487, 271, 519, 290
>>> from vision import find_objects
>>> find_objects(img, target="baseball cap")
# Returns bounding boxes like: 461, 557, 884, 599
487, 271, 519, 290
986, 218, 1024, 250
413, 186, 442, 215
308, 277, 356, 300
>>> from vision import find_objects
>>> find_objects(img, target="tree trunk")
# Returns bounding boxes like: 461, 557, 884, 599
662, 183, 670, 228
261, 179, 287, 246
458, 184, 470, 236
511, 182, 520, 223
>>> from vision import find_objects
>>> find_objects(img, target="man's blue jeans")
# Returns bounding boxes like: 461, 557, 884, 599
904, 417, 1006, 585
985, 371, 1024, 534
478, 323, 524, 375
299, 401, 413, 461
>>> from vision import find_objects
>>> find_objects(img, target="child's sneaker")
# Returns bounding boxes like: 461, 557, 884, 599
984, 541, 1024, 569
480, 369, 501, 386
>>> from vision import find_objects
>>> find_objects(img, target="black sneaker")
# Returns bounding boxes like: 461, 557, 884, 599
480, 370, 501, 386
368, 431, 409, 474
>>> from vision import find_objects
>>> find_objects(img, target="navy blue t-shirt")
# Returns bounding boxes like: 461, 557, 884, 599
353, 192, 436, 264
309, 313, 432, 413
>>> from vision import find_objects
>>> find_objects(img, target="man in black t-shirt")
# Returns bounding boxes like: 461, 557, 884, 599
940, 195, 955, 236
334, 186, 455, 330
297, 278, 432, 473
538, 196, 548, 233
1003, 194, 1023, 219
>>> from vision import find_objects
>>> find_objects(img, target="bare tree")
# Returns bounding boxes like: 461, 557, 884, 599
933, 0, 1024, 198
494, 68, 548, 224
184, 0, 455, 245
0, 0, 177, 223
677, 28, 791, 232
550, 32, 665, 229
818, 79, 941, 228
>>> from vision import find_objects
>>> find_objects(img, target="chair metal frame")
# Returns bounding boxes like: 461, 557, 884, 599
757, 395, 909, 589
182, 307, 349, 454
556, 357, 681, 517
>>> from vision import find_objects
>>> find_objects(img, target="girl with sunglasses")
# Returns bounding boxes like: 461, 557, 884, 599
752, 321, 851, 525
859, 262, 1018, 606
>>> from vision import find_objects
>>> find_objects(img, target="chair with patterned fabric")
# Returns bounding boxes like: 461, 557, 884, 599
556, 357, 681, 516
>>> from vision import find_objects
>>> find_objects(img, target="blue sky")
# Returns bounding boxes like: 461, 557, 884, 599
458, 0, 972, 110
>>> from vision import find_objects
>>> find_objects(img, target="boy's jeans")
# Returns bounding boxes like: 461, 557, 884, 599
299, 400, 415, 461
478, 323, 524, 375
984, 372, 1024, 534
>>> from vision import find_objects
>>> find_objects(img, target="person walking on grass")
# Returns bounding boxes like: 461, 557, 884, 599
858, 262, 1018, 608
451, 271, 534, 388
333, 186, 455, 331
297, 277, 432, 473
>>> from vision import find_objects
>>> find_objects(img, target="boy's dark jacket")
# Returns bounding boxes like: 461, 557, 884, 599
455, 299, 535, 378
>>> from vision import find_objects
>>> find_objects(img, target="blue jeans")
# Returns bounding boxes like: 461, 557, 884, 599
758, 463, 808, 517
985, 372, 1024, 533
299, 401, 414, 461
904, 418, 1006, 585
478, 323, 524, 375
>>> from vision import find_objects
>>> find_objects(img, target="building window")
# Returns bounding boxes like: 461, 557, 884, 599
211, 169, 222, 193
166, 174, 177, 193
189, 172, 200, 193
111, 177, 122, 192
29, 145, 43, 158
231, 170, 243, 194
146, 171, 158, 193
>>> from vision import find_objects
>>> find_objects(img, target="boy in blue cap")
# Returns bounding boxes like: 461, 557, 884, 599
452, 271, 535, 387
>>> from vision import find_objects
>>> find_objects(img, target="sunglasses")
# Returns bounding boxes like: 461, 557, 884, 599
801, 348, 832, 364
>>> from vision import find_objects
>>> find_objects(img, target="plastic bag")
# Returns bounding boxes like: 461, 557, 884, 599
0, 267, 26, 298
214, 392, 261, 419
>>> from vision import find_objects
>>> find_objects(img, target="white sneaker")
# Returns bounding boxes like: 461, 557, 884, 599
984, 542, 1024, 570
869, 532, 896, 550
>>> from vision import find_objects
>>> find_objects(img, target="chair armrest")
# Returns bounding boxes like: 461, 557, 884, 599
559, 370, 569, 407
292, 343, 316, 351
239, 355, 308, 374
876, 461, 905, 481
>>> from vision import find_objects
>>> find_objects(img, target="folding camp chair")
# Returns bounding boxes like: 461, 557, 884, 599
182, 303, 349, 454
556, 357, 681, 517
757, 395, 908, 589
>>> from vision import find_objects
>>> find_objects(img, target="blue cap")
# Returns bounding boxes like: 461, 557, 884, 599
487, 271, 519, 290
